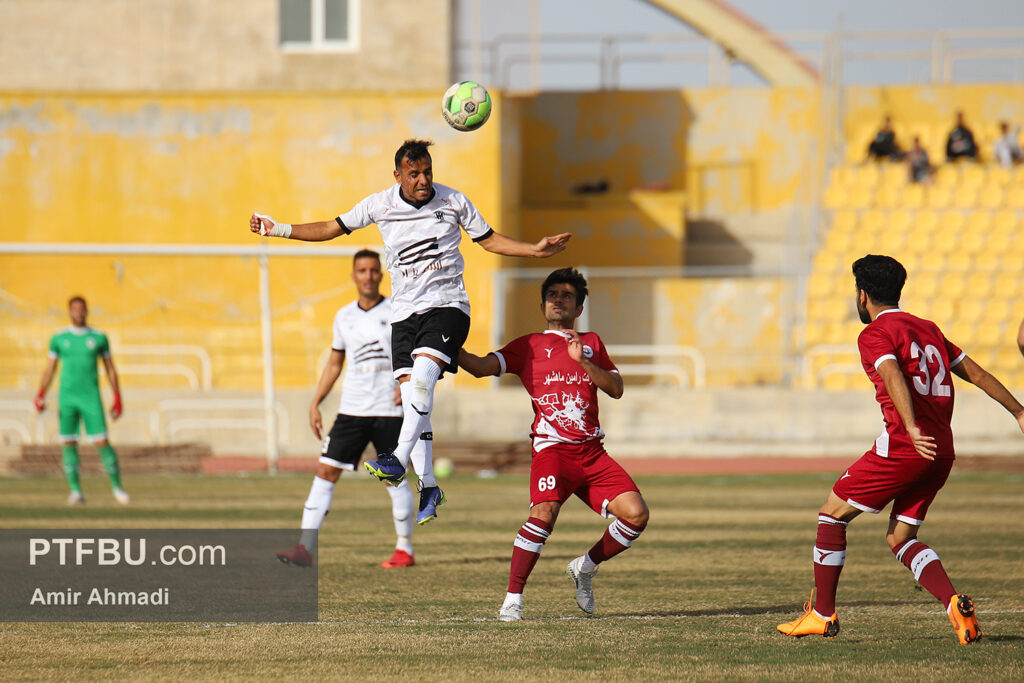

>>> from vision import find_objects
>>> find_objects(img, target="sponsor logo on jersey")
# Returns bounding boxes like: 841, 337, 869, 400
544, 348, 554, 358
582, 344, 594, 359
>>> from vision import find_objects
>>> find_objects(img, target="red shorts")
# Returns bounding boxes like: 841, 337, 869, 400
832, 451, 954, 525
530, 440, 640, 518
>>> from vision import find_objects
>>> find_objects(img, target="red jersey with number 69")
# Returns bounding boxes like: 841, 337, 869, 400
857, 308, 965, 459
494, 330, 618, 452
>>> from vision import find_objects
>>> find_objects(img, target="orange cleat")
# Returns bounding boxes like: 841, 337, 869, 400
777, 590, 840, 638
947, 594, 982, 645
276, 544, 313, 567
381, 549, 415, 569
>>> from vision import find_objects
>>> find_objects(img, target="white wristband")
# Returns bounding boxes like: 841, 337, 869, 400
254, 212, 293, 238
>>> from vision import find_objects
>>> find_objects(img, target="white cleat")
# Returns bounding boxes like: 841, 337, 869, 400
67, 491, 86, 506
566, 555, 598, 614
112, 488, 131, 505
498, 602, 522, 622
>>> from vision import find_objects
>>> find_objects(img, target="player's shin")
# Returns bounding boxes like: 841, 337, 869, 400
585, 517, 644, 567
98, 444, 122, 489
387, 480, 415, 554
812, 514, 848, 617
410, 425, 436, 487
892, 538, 957, 605
392, 357, 442, 472
61, 443, 82, 493
299, 476, 335, 551
509, 517, 552, 593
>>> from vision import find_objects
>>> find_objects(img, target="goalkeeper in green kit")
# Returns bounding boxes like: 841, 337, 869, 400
35, 296, 130, 505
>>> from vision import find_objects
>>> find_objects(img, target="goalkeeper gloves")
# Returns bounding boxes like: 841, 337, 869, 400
111, 392, 123, 419
33, 390, 45, 412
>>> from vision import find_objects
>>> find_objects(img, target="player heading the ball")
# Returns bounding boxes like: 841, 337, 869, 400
250, 139, 571, 523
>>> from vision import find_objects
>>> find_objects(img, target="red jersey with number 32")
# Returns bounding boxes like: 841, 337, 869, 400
494, 330, 618, 452
858, 309, 965, 459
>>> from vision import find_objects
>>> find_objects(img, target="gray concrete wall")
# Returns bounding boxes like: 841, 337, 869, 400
0, 0, 451, 92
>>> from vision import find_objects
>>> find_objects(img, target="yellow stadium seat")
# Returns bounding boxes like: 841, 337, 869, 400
958, 299, 986, 324
965, 210, 993, 234
1005, 187, 1024, 210
832, 210, 858, 232
926, 298, 956, 325
932, 165, 958, 189
847, 187, 873, 209
950, 185, 979, 208
813, 250, 843, 271
965, 272, 994, 298
889, 209, 913, 233
945, 250, 972, 270
939, 210, 967, 233
881, 162, 908, 186
939, 273, 967, 299
978, 186, 1005, 210
988, 166, 1013, 188
901, 184, 926, 209
960, 164, 986, 189
875, 185, 901, 209
992, 210, 1020, 233
915, 210, 939, 232
994, 271, 1021, 293
912, 273, 941, 298
853, 164, 881, 189
973, 251, 1001, 271
986, 232, 1015, 253
824, 184, 848, 210
860, 209, 886, 233
808, 272, 835, 298
926, 186, 954, 210
981, 299, 1011, 324
803, 322, 827, 347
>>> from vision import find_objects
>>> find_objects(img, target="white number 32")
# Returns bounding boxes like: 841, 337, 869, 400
910, 342, 951, 397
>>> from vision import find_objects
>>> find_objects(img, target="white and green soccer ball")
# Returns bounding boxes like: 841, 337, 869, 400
442, 81, 492, 132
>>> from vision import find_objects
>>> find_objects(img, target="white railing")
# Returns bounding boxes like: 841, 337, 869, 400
149, 398, 291, 447
606, 344, 706, 390
0, 399, 42, 444
118, 345, 213, 390
801, 344, 860, 389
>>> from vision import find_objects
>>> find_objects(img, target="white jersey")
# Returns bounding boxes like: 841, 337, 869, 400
331, 298, 402, 418
336, 183, 494, 323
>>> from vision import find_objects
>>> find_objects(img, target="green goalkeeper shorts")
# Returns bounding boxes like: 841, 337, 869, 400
58, 394, 108, 442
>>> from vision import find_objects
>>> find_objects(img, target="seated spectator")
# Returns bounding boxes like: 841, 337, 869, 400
946, 111, 978, 161
867, 116, 903, 160
994, 121, 1022, 167
906, 137, 932, 183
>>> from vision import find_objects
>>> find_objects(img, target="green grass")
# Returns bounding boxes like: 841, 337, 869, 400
1, 470, 1022, 681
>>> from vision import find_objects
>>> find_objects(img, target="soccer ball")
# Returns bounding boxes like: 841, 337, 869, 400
442, 81, 492, 132
434, 457, 455, 478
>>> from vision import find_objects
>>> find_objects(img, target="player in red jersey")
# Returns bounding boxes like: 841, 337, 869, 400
778, 255, 1024, 645
459, 267, 649, 621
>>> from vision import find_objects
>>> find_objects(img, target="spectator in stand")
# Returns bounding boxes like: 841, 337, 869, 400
907, 137, 932, 184
867, 116, 903, 161
994, 121, 1022, 168
946, 111, 978, 162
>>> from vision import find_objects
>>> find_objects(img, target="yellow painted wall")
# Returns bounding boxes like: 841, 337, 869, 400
0, 92, 506, 389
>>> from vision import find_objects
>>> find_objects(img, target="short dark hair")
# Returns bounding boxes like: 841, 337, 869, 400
353, 249, 380, 265
68, 295, 87, 308
852, 255, 906, 306
541, 268, 588, 307
395, 139, 433, 170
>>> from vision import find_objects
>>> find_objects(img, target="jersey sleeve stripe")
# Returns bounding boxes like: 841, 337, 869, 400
873, 353, 898, 369
470, 227, 495, 243
493, 351, 507, 375
949, 351, 966, 368
334, 217, 352, 235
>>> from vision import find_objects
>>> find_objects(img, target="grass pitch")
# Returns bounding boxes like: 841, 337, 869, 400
1, 468, 1023, 681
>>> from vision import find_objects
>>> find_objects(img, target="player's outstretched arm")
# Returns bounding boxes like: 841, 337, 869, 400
1017, 317, 1024, 358
309, 350, 345, 440
876, 358, 936, 459
250, 213, 347, 242
458, 349, 501, 378
476, 231, 571, 258
34, 357, 58, 412
565, 331, 624, 399
951, 355, 1024, 433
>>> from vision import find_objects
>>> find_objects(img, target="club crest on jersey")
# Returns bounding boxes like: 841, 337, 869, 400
434, 210, 444, 221
582, 345, 594, 359
86, 339, 96, 350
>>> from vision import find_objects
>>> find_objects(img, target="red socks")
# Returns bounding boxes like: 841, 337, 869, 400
507, 517, 551, 593
892, 538, 956, 605
812, 514, 848, 616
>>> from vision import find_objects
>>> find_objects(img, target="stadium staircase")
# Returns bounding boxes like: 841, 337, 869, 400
803, 158, 1024, 390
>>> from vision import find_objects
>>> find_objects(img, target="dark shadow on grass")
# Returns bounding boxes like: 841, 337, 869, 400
435, 553, 580, 565
983, 635, 1024, 643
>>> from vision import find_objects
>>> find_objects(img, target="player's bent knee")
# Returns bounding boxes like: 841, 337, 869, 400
316, 463, 343, 482
530, 501, 560, 525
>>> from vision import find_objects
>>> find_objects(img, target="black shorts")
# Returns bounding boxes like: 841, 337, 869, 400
391, 307, 471, 378
319, 414, 402, 470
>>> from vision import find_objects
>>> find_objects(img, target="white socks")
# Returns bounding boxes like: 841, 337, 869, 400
410, 422, 437, 488
387, 479, 415, 552
299, 476, 335, 550
503, 592, 523, 608
394, 356, 442, 474
579, 553, 597, 574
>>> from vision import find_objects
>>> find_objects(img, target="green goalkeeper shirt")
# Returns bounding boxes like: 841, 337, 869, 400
48, 326, 110, 400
